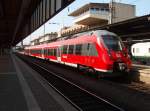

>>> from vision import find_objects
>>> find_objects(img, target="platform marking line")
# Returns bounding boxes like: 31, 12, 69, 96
11, 54, 41, 111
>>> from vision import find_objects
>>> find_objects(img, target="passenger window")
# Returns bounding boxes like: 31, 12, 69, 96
44, 49, 47, 55
35, 50, 37, 54
37, 50, 39, 54
53, 49, 57, 56
63, 45, 68, 54
68, 45, 74, 54
133, 48, 135, 53
82, 43, 90, 56
48, 49, 53, 56
48, 49, 50, 55
136, 48, 139, 53
75, 44, 82, 55
89, 43, 98, 56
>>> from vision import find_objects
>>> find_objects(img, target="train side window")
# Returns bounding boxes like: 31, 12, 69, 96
89, 43, 98, 56
35, 50, 37, 54
53, 48, 57, 56
133, 48, 135, 53
36, 50, 38, 54
82, 43, 90, 56
41, 49, 44, 54
75, 44, 82, 55
57, 47, 61, 57
136, 48, 139, 53
44, 49, 47, 55
39, 50, 41, 54
63, 45, 68, 54
68, 45, 74, 54
51, 49, 54, 56
37, 50, 39, 54
33, 50, 35, 54
32, 50, 34, 54
48, 49, 52, 56
34, 49, 37, 54
48, 49, 50, 55
60, 46, 63, 54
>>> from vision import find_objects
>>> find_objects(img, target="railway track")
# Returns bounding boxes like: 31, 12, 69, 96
17, 54, 124, 111
103, 73, 150, 95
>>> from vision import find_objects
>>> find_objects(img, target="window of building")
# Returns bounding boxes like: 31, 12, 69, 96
95, 8, 99, 11
101, 8, 104, 11
105, 8, 109, 12
90, 8, 95, 11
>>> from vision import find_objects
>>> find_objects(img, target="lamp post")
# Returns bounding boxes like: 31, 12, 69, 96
43, 24, 46, 44
109, 0, 115, 24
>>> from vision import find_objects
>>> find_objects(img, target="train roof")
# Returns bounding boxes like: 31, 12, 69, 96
25, 30, 117, 49
95, 30, 117, 36
132, 42, 150, 48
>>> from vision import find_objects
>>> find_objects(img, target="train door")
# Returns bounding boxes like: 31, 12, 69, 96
88, 43, 99, 66
42, 48, 44, 59
57, 47, 61, 62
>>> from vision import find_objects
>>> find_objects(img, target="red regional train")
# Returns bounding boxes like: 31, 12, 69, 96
24, 30, 131, 76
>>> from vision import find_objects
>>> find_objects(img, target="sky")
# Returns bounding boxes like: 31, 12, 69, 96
22, 0, 150, 45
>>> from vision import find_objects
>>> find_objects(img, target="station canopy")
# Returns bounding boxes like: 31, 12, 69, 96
0, 0, 74, 48
99, 14, 150, 42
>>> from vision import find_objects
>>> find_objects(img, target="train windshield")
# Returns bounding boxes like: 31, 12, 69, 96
102, 35, 123, 51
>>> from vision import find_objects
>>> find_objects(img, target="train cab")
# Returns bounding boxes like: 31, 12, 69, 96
95, 30, 131, 73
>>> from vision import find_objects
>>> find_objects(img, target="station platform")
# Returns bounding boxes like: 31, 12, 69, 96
132, 64, 150, 84
0, 54, 77, 111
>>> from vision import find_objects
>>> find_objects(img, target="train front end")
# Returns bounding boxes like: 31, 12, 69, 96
97, 30, 131, 74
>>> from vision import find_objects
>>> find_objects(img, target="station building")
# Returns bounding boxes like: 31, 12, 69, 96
30, 32, 58, 45
30, 2, 136, 45
61, 2, 135, 36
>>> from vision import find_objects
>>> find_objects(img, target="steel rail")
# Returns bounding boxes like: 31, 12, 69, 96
18, 54, 125, 111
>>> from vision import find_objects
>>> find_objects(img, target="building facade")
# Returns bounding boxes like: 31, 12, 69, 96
30, 32, 58, 45
60, 2, 135, 36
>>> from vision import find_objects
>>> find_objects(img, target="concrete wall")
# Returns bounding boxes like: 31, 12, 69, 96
112, 3, 135, 23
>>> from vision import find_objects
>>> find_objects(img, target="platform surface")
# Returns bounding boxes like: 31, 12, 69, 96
0, 54, 77, 111
0, 55, 28, 111
132, 64, 150, 84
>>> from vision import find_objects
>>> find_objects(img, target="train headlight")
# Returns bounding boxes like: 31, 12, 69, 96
118, 63, 126, 71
